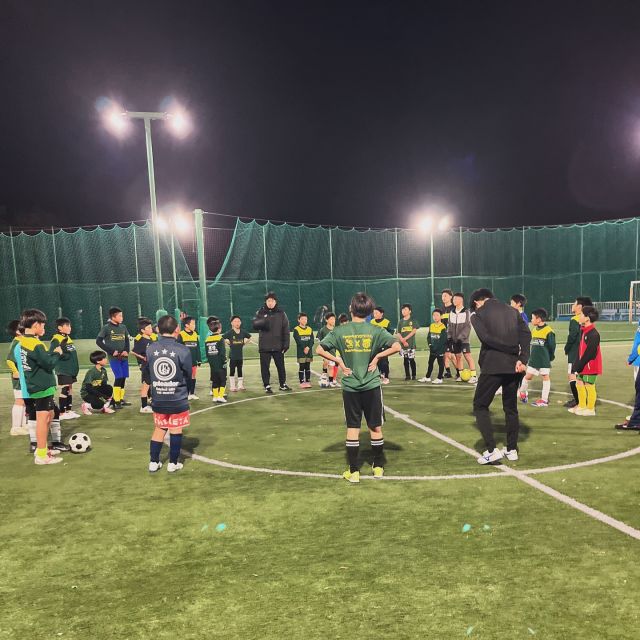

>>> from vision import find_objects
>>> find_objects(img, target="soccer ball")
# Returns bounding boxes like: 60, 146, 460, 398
460, 369, 472, 382
69, 432, 91, 453
319, 373, 329, 388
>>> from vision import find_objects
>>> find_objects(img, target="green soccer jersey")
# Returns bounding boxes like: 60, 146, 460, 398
81, 366, 108, 401
529, 324, 556, 370
50, 333, 80, 378
397, 316, 419, 349
427, 322, 448, 356
18, 334, 59, 398
223, 329, 251, 361
97, 321, 131, 356
564, 315, 581, 363
316, 325, 333, 342
319, 321, 396, 392
205, 334, 227, 371
293, 325, 314, 360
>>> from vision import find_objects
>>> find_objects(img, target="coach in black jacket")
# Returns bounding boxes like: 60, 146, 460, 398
252, 292, 292, 394
469, 288, 531, 465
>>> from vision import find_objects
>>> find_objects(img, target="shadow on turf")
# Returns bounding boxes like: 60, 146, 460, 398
322, 441, 403, 469
473, 419, 531, 453
180, 435, 201, 455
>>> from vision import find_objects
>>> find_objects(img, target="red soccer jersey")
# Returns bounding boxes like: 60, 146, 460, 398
576, 324, 602, 375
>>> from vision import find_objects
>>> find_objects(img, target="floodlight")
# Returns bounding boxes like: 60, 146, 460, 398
156, 217, 170, 232
166, 107, 191, 138
438, 216, 451, 232
419, 217, 433, 233
104, 106, 129, 137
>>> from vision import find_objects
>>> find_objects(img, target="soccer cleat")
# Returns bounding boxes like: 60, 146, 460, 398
34, 453, 63, 465
568, 406, 580, 414
216, 397, 228, 404
148, 461, 163, 473
29, 442, 37, 454
372, 466, 384, 479
59, 412, 75, 421
519, 391, 528, 404
431, 378, 443, 385
47, 448, 62, 456
167, 462, 184, 473
10, 425, 29, 436
265, 386, 274, 394
81, 402, 93, 415
615, 421, 640, 430
418, 377, 431, 383
50, 441, 71, 452
477, 448, 504, 465
120, 400, 132, 407
576, 408, 596, 416
113, 402, 122, 410
139, 406, 153, 414
455, 376, 462, 382
444, 371, 452, 379
102, 405, 115, 414
342, 469, 360, 483
531, 399, 549, 408
66, 411, 81, 419
500, 447, 519, 461
279, 384, 292, 391
468, 376, 478, 384
564, 399, 577, 408
329, 381, 339, 388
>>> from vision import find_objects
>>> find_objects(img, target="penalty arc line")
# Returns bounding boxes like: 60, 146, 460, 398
384, 405, 640, 541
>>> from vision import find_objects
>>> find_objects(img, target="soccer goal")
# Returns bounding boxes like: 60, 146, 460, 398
629, 281, 640, 323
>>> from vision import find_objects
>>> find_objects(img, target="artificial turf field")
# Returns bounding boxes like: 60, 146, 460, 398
2, 323, 640, 639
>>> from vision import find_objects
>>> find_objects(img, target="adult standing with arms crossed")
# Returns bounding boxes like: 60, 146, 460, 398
469, 289, 531, 465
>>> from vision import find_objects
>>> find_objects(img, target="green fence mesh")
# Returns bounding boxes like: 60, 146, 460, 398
2, 217, 639, 339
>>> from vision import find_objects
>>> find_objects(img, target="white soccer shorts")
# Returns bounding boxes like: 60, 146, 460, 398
527, 366, 550, 377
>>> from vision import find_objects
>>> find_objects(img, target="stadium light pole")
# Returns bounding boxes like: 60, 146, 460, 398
158, 212, 192, 320
103, 105, 191, 314
420, 215, 451, 315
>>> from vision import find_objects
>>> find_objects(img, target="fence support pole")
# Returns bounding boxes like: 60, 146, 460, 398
521, 226, 526, 293
51, 227, 62, 317
194, 209, 208, 317
394, 228, 400, 322
580, 225, 584, 293
133, 224, 142, 317
329, 228, 335, 312
262, 223, 269, 295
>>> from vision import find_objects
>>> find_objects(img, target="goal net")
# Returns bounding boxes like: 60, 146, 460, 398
629, 281, 640, 323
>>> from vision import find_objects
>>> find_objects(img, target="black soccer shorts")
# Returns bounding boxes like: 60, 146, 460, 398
342, 387, 385, 429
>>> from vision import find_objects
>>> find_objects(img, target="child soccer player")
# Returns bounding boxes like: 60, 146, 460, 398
615, 318, 640, 430
316, 292, 401, 482
371, 306, 394, 384
510, 294, 529, 324
80, 351, 116, 414
16, 309, 66, 464
293, 312, 314, 388
448, 293, 477, 383
564, 296, 592, 408
569, 305, 601, 416
205, 317, 228, 403
441, 289, 456, 378
96, 306, 131, 409
6, 320, 28, 436
419, 308, 447, 384
147, 315, 192, 473
518, 308, 555, 407
223, 316, 251, 391
50, 317, 80, 420
397, 304, 419, 381
316, 312, 337, 387
132, 317, 157, 413
177, 316, 201, 400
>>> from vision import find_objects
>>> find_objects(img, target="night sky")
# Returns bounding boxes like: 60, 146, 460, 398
4, 0, 640, 230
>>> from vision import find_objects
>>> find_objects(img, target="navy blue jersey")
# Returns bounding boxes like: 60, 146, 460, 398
147, 336, 192, 414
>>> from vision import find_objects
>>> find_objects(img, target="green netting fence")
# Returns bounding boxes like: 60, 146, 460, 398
1, 217, 639, 338
208, 218, 640, 328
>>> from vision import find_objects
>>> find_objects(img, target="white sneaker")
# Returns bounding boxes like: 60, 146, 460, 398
10, 425, 29, 436
216, 397, 228, 404
189, 394, 200, 400
468, 376, 478, 384
66, 411, 81, 419
81, 402, 93, 416
34, 453, 63, 465
167, 462, 184, 473
477, 448, 504, 465
238, 385, 246, 391
59, 412, 75, 421
576, 408, 596, 416
568, 406, 580, 414
139, 406, 153, 414
431, 378, 443, 385
500, 447, 519, 461
102, 405, 116, 414
148, 461, 163, 472
418, 377, 431, 383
